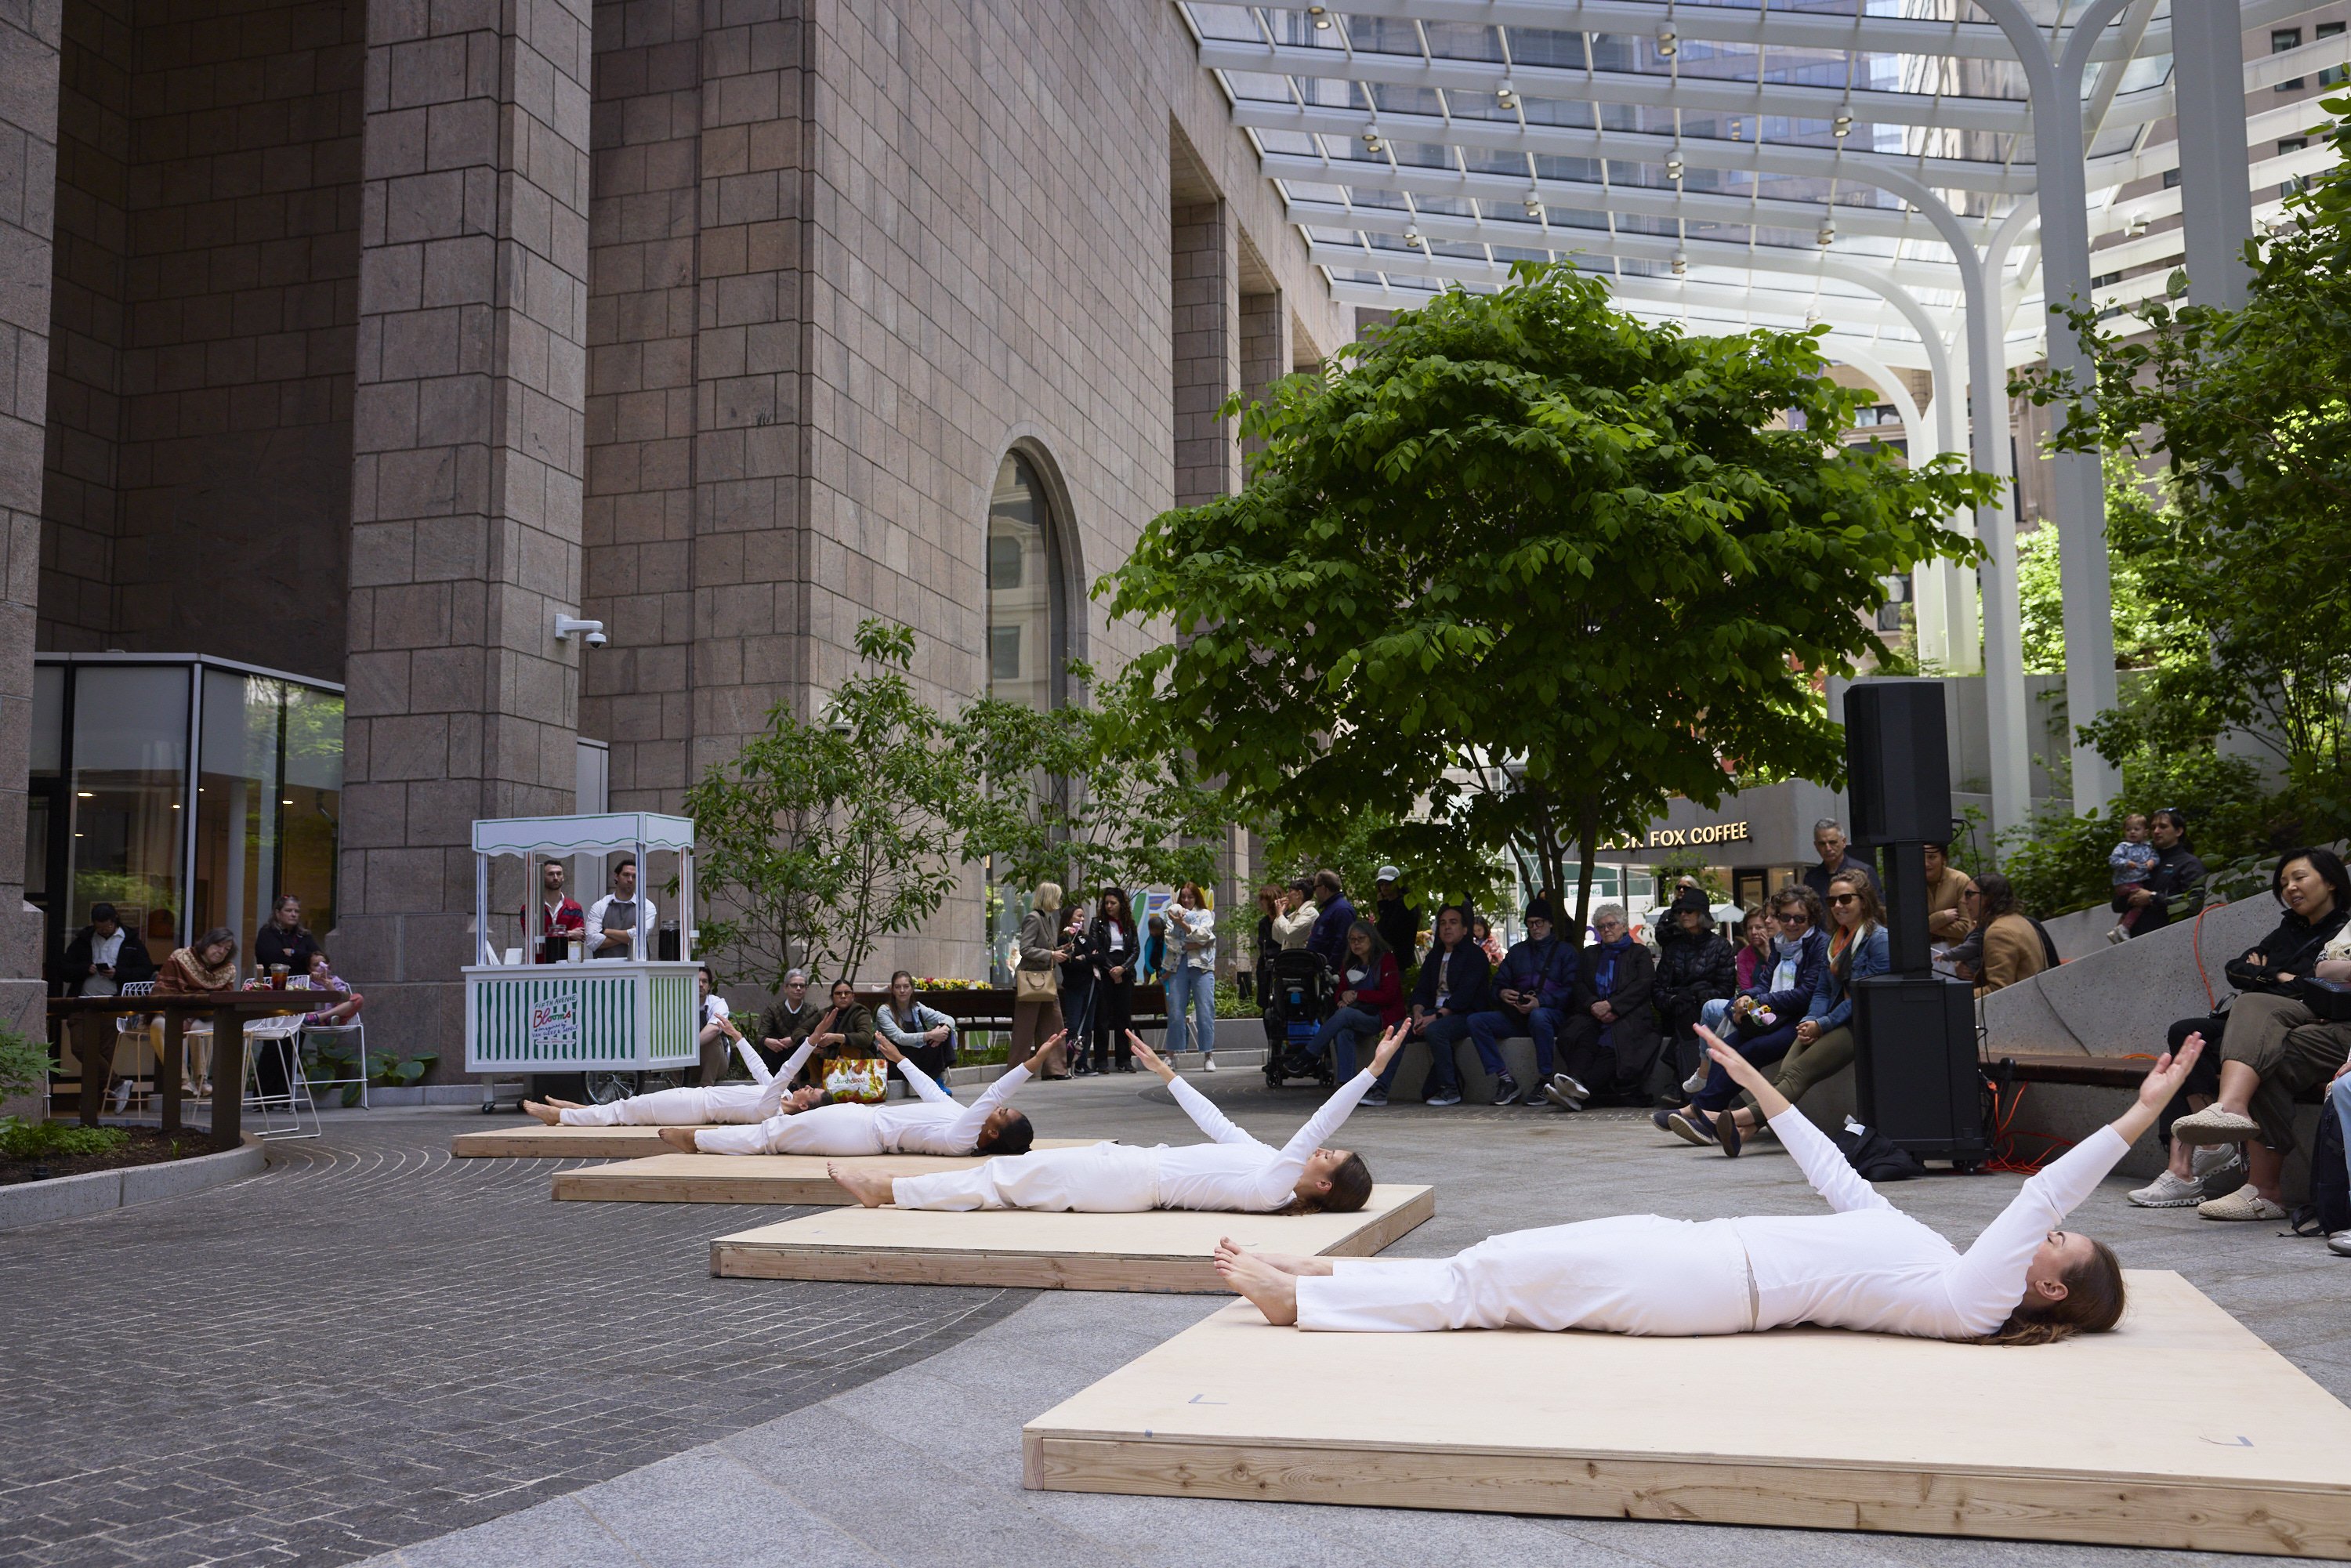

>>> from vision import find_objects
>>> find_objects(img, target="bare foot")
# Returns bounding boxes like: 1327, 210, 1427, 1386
657, 1127, 700, 1153
1215, 1250, 1300, 1325
1214, 1237, 1328, 1277
523, 1099, 561, 1125
830, 1163, 895, 1208
545, 1096, 587, 1110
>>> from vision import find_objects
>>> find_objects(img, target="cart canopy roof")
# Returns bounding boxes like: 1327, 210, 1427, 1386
472, 813, 695, 857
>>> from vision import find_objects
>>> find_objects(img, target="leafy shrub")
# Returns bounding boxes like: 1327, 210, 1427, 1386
0, 1026, 50, 1102
1996, 750, 2273, 918
0, 1119, 128, 1159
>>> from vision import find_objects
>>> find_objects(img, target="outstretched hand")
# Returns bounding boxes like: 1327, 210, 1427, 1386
1367, 1020, 1410, 1076
871, 1034, 904, 1064
2136, 1037, 2204, 1111
1700, 1024, 1764, 1091
1128, 1030, 1176, 1084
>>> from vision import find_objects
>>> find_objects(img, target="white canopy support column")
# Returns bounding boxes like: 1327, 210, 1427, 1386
2173, 0, 2259, 310
1831, 348, 1947, 668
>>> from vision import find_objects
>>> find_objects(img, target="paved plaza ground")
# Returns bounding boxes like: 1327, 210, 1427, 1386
9, 1066, 2350, 1567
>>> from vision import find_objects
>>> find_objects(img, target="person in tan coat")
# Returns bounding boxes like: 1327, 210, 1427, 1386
1965, 874, 2050, 995
1924, 842, 1978, 945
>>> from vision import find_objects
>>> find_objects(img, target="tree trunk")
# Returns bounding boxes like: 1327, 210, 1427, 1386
1572, 793, 1601, 943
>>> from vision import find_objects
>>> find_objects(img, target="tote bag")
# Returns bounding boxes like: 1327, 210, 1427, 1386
824, 1055, 889, 1104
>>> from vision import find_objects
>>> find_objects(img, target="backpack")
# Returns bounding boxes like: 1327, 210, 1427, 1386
2290, 1098, 2350, 1237
1834, 1120, 1926, 1182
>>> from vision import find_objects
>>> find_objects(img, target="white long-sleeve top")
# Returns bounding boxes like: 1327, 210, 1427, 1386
1737, 1107, 2132, 1339
1143, 1070, 1375, 1213
867, 1058, 1032, 1156
744, 1040, 813, 1116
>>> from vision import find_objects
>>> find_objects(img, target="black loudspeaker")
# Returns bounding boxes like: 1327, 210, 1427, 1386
1852, 974, 1987, 1168
1843, 680, 1952, 847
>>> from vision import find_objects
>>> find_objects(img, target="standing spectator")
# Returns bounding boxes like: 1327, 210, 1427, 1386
586, 856, 654, 959
1165, 882, 1218, 1070
2132, 847, 2351, 1215
2114, 808, 2207, 938
523, 860, 585, 961
875, 969, 958, 1088
1663, 886, 1827, 1144
1553, 904, 1658, 1108
1469, 914, 1505, 968
1466, 896, 1576, 1106
1734, 906, 1774, 991
1715, 871, 1890, 1155
1271, 878, 1318, 951
1649, 885, 1737, 1100
691, 963, 738, 1084
1306, 870, 1356, 971
253, 893, 321, 980
1375, 903, 1487, 1107
2105, 813, 2161, 943
1059, 900, 1097, 1076
1923, 842, 1976, 945
756, 969, 827, 1083
1312, 919, 1407, 1093
1802, 819, 1878, 902
1955, 874, 2052, 995
1010, 883, 1069, 1079
1373, 867, 1420, 968
1089, 888, 1140, 1074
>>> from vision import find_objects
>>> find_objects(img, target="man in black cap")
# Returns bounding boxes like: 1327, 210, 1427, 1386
1372, 867, 1420, 967
1464, 897, 1579, 1105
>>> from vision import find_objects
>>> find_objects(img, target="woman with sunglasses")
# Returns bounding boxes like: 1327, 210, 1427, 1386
1658, 885, 1826, 1146
1711, 871, 1888, 1157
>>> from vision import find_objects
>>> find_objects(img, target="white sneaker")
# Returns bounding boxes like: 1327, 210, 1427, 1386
2329, 1230, 2351, 1257
1201, 1056, 1216, 1072
1682, 1063, 1710, 1095
2128, 1170, 2207, 1208
2190, 1143, 2244, 1182
2106, 926, 2130, 946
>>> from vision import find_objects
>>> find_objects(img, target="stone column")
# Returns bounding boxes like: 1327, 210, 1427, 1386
1170, 199, 1237, 508
0, 0, 59, 1057
1237, 287, 1286, 471
340, 0, 593, 1058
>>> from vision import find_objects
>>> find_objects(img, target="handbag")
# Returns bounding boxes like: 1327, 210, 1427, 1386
1015, 963, 1057, 1003
2300, 976, 2351, 1023
823, 1056, 889, 1104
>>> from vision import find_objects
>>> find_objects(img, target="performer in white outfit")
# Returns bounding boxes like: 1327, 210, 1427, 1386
523, 1038, 816, 1128
830, 1026, 1407, 1214
659, 1031, 1048, 1159
1218, 1026, 2204, 1346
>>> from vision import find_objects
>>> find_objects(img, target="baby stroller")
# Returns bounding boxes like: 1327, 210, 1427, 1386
1262, 947, 1337, 1089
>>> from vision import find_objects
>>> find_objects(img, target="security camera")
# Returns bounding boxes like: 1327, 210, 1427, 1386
585, 630, 607, 649
555, 614, 607, 646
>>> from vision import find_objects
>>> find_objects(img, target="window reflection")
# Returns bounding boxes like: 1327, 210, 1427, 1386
67, 665, 190, 953
983, 450, 1065, 983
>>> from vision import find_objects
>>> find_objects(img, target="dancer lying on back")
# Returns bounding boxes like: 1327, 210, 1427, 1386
523, 1034, 816, 1128
1216, 1025, 2201, 1344
654, 1030, 1047, 1158
830, 1024, 1408, 1214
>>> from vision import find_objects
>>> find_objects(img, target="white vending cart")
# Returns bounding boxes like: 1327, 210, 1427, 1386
465, 813, 700, 1086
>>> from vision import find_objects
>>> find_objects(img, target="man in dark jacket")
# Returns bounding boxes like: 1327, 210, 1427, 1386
1801, 819, 1878, 903
1372, 867, 1420, 967
1464, 896, 1578, 1106
757, 969, 829, 1082
1552, 904, 1659, 1106
1648, 885, 1737, 1100
1306, 870, 1357, 971
1371, 903, 1487, 1107
61, 903, 157, 995
2116, 809, 2208, 938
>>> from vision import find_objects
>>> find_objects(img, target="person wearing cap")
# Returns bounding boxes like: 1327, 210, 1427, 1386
1373, 867, 1420, 966
1648, 884, 1739, 1103
1464, 896, 1578, 1105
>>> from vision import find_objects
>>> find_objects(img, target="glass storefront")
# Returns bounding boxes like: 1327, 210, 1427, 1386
31, 655, 342, 983
982, 450, 1066, 985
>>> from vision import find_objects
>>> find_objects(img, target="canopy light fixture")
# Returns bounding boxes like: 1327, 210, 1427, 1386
1361, 124, 1383, 152
1523, 189, 1543, 216
1817, 222, 1836, 247
1656, 27, 1678, 56
1308, 2, 1330, 26
1495, 80, 1518, 109
1672, 248, 1689, 273
1833, 107, 1853, 139
1665, 153, 1684, 179
1404, 227, 1423, 245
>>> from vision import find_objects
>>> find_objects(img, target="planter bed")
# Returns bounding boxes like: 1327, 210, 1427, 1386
1, 1126, 234, 1187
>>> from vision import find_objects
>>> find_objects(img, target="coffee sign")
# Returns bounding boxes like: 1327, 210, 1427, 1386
1606, 820, 1753, 852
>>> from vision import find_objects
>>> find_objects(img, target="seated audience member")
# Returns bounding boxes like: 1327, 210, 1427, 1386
1465, 897, 1577, 1106
2132, 847, 2351, 1219
1374, 903, 1487, 1107
2105, 813, 2161, 943
691, 963, 739, 1085
1552, 904, 1658, 1109
875, 969, 958, 1088
1305, 871, 1357, 972
2114, 807, 2206, 938
1733, 905, 1773, 992
1372, 867, 1420, 967
1802, 818, 1877, 901
1661, 886, 1826, 1144
304, 952, 364, 1026
1923, 842, 1976, 945
1313, 919, 1408, 1096
756, 969, 827, 1083
1955, 875, 2050, 995
2327, 1063, 2351, 1257
1715, 871, 1889, 1155
1271, 879, 1318, 951
1650, 886, 1738, 1103
153, 926, 241, 1101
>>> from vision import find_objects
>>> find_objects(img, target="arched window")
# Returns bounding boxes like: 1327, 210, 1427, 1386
985, 451, 1063, 712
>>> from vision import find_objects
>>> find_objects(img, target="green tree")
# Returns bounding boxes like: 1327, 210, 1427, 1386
2014, 459, 2195, 677
1104, 262, 1995, 931
2016, 102, 2351, 807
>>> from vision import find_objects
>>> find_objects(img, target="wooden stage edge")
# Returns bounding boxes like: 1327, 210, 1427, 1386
710, 1186, 1436, 1294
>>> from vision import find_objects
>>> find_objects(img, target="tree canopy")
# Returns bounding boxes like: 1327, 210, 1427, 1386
1104, 261, 1996, 925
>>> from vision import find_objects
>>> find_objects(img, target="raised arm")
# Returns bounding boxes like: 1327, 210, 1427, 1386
733, 1034, 775, 1085
1703, 1026, 1889, 1215
1134, 1031, 1261, 1148
753, 1040, 819, 1117
1273, 1023, 1404, 1168
890, 1051, 954, 1105
939, 1055, 1035, 1147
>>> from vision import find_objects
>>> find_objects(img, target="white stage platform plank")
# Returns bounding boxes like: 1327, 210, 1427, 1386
551, 1143, 1099, 1204
1023, 1271, 2351, 1559
710, 1184, 1435, 1292
452, 1124, 674, 1159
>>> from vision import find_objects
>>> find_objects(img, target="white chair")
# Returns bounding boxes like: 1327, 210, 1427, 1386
241, 999, 321, 1139
100, 981, 160, 1114
301, 1016, 369, 1110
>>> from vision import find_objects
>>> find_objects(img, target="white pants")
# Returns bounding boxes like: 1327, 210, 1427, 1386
1295, 1215, 1755, 1336
559, 1083, 766, 1127
694, 1102, 886, 1157
892, 1142, 1155, 1211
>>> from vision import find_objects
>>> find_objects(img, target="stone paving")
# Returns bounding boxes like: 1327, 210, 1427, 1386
0, 1112, 1029, 1568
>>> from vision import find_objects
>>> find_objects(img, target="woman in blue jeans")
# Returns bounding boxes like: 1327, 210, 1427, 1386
1657, 885, 1828, 1145
1310, 920, 1406, 1087
1163, 881, 1219, 1069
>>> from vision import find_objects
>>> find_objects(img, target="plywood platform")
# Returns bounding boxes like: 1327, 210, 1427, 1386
551, 1143, 1099, 1205
1023, 1270, 2351, 1559
451, 1123, 677, 1158
711, 1184, 1434, 1293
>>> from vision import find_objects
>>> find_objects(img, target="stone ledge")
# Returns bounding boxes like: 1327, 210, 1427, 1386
0, 1133, 266, 1232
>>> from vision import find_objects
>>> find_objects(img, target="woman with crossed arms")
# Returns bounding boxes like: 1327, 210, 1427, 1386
828, 1025, 1409, 1214
1215, 1024, 2202, 1346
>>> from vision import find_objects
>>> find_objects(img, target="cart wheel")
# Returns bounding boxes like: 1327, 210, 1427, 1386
585, 1071, 633, 1105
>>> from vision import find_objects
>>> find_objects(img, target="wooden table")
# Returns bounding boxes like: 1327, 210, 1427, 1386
49, 990, 331, 1143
